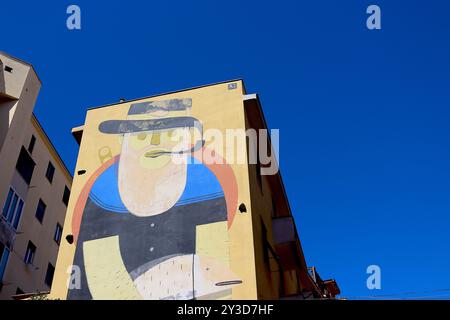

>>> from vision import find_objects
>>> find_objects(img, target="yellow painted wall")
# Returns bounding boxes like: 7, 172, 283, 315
50, 80, 260, 300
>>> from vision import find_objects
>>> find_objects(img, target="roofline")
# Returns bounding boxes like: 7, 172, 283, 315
323, 279, 341, 295
243, 93, 294, 218
86, 78, 246, 111
31, 113, 73, 182
0, 51, 43, 84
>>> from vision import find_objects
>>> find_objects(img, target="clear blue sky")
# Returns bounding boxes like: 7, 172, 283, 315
2, 1, 450, 299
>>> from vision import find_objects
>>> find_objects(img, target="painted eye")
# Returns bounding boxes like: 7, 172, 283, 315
137, 133, 147, 140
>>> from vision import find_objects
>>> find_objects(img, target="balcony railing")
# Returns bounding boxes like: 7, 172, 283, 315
271, 217, 303, 271
0, 216, 16, 250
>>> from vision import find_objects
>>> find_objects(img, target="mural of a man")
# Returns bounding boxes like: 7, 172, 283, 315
68, 98, 241, 300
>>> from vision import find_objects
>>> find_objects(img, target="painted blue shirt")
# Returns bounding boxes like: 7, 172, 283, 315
89, 157, 224, 213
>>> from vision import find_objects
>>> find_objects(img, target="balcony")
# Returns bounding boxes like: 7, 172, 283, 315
308, 267, 341, 299
272, 217, 304, 271
0, 216, 16, 250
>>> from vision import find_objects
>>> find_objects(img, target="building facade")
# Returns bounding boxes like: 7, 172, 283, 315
0, 52, 72, 299
50, 80, 338, 300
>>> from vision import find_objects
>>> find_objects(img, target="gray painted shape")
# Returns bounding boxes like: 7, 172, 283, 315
128, 98, 192, 115
98, 116, 202, 134
68, 196, 227, 300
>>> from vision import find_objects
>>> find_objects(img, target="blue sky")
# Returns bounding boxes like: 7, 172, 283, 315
2, 1, 450, 299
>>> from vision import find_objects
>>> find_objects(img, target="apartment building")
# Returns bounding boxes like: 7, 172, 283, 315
0, 52, 72, 299
50, 80, 338, 300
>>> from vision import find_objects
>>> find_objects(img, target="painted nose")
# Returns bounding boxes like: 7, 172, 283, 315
151, 133, 161, 145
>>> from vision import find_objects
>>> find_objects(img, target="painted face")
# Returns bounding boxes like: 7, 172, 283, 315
118, 118, 190, 217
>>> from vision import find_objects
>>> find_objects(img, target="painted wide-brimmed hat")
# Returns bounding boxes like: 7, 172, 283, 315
99, 98, 204, 155
99, 98, 200, 133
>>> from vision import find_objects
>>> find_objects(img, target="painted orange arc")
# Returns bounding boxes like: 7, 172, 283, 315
72, 148, 238, 242
72, 155, 119, 243
192, 147, 238, 229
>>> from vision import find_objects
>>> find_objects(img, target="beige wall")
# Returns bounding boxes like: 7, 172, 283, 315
0, 52, 72, 299
0, 53, 40, 209
0, 52, 32, 100
0, 119, 72, 299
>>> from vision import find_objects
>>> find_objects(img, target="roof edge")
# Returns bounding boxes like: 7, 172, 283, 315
0, 51, 43, 84
86, 78, 245, 111
31, 113, 73, 182
243, 93, 293, 217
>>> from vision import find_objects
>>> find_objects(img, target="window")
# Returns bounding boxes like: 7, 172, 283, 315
44, 263, 55, 288
62, 186, 70, 206
54, 223, 63, 245
24, 241, 36, 265
35, 199, 46, 223
2, 187, 25, 230
4, 66, 13, 73
28, 135, 36, 154
12, 199, 24, 229
2, 188, 13, 218
0, 243, 10, 281
15, 146, 35, 185
45, 162, 55, 183
8, 195, 18, 224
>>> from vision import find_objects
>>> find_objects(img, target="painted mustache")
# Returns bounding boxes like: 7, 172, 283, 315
144, 149, 169, 158
215, 280, 243, 287
143, 140, 205, 158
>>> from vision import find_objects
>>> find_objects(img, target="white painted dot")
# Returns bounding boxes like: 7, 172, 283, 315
150, 223, 155, 227
150, 247, 154, 252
